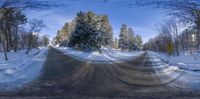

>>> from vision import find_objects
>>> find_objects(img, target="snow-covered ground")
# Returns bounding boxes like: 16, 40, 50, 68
148, 51, 200, 91
56, 47, 144, 64
0, 48, 48, 91
0, 49, 40, 63
148, 51, 200, 70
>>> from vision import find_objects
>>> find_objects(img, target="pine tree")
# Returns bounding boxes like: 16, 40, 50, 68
56, 11, 114, 51
42, 35, 49, 47
69, 11, 100, 50
60, 23, 71, 46
135, 34, 143, 50
118, 24, 128, 51
127, 27, 135, 51
114, 37, 118, 49
54, 20, 77, 46
55, 30, 62, 45
99, 15, 113, 48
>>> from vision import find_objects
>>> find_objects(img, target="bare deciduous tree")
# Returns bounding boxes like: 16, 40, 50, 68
26, 19, 45, 55
133, 0, 200, 51
0, 0, 55, 60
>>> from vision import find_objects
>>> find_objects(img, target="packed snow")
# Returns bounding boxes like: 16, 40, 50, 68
0, 49, 40, 63
148, 51, 200, 71
0, 48, 48, 91
56, 47, 144, 64
148, 52, 200, 91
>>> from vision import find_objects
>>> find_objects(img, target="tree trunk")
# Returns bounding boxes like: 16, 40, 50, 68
197, 27, 200, 52
176, 40, 179, 56
5, 30, 9, 52
3, 44, 8, 61
26, 34, 32, 55
14, 26, 18, 52
1, 34, 8, 61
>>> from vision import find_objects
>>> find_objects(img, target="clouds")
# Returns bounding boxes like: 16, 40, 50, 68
25, 0, 167, 42
26, 9, 74, 40
42, 14, 73, 39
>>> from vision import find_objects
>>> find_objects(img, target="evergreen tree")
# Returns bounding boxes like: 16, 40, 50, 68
42, 35, 49, 47
135, 34, 143, 50
99, 15, 113, 48
114, 37, 118, 49
55, 11, 114, 51
118, 24, 128, 51
60, 23, 71, 46
54, 20, 77, 46
55, 30, 62, 45
69, 11, 100, 50
127, 27, 135, 51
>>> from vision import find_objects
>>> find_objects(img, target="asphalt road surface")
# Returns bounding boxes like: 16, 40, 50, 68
0, 48, 200, 99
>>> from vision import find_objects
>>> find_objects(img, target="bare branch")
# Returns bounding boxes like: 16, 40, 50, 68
0, 0, 61, 10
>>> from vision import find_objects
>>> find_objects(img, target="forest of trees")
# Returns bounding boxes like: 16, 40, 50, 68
0, 0, 51, 60
53, 11, 143, 51
118, 24, 143, 51
140, 0, 200, 56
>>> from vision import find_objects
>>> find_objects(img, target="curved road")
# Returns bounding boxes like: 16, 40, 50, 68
1, 48, 200, 99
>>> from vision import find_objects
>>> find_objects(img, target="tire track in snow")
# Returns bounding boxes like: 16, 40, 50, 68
149, 52, 200, 92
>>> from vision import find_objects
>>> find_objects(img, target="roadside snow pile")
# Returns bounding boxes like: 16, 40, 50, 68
0, 48, 42, 63
56, 47, 144, 64
0, 48, 48, 91
149, 54, 200, 91
148, 51, 200, 71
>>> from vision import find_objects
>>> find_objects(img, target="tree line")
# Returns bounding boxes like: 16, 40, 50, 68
0, 0, 52, 61
141, 0, 200, 55
118, 24, 142, 51
53, 11, 143, 52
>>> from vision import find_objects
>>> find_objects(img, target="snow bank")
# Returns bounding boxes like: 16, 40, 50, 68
148, 51, 200, 71
148, 52, 200, 91
56, 47, 144, 64
0, 49, 42, 63
0, 48, 48, 91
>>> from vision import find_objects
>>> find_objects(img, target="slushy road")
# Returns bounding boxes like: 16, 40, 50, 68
1, 48, 200, 99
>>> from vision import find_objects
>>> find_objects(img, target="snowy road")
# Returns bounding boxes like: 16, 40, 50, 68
0, 48, 200, 98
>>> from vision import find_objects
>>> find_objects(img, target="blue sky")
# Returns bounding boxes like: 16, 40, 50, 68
26, 0, 169, 43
